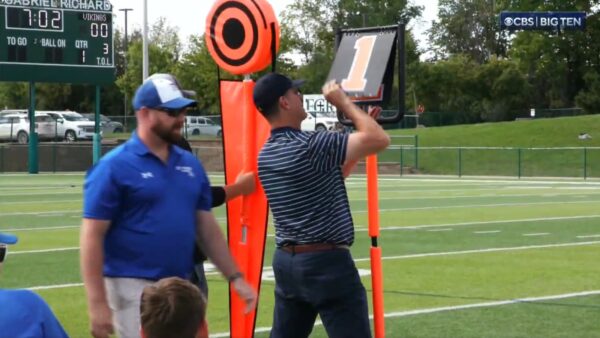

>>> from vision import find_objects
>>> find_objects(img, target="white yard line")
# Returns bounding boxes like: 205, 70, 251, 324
0, 187, 80, 192
523, 233, 550, 237
4, 214, 597, 234
576, 234, 600, 239
380, 290, 600, 317
351, 177, 600, 186
0, 210, 80, 216
29, 283, 83, 291
2, 225, 80, 232
352, 241, 600, 262
360, 214, 600, 231
427, 228, 453, 232
12, 240, 600, 259
0, 173, 84, 177
1, 218, 227, 231
0, 191, 80, 196
353, 200, 600, 213
15, 241, 600, 293
10, 247, 79, 254
0, 199, 81, 205
349, 187, 536, 194
473, 230, 501, 234
209, 290, 600, 337
349, 191, 600, 201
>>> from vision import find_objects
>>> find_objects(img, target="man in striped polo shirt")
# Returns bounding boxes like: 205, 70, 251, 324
253, 73, 390, 338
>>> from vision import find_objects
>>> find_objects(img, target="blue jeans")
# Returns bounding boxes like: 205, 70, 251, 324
270, 247, 371, 338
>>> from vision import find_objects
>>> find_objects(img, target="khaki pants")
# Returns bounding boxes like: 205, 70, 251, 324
105, 277, 154, 338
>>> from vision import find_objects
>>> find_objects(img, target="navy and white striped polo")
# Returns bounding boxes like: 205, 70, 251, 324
258, 127, 354, 247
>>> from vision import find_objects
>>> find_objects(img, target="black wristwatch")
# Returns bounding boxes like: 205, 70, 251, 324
228, 272, 243, 283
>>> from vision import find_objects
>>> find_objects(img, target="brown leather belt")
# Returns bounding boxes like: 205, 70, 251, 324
280, 243, 349, 254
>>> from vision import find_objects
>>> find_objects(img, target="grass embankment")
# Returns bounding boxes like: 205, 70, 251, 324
380, 115, 600, 177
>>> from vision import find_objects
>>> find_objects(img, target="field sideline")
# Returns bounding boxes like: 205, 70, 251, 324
1, 174, 599, 337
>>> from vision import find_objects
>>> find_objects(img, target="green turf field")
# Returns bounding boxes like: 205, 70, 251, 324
1, 173, 599, 337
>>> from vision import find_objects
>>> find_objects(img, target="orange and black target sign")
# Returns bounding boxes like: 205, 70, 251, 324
205, 0, 279, 75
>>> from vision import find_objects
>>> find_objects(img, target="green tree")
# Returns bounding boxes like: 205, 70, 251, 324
149, 17, 183, 63
506, 0, 600, 109
429, 0, 508, 63
413, 55, 482, 123
0, 82, 28, 110
576, 71, 600, 113
477, 58, 531, 121
116, 18, 182, 110
172, 35, 220, 113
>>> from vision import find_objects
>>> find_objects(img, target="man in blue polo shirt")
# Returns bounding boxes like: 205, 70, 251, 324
81, 74, 256, 338
253, 73, 390, 338
0, 232, 69, 338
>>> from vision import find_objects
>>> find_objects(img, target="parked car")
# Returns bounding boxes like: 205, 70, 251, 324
81, 114, 124, 134
0, 113, 57, 143
39, 111, 98, 142
34, 113, 60, 140
184, 116, 222, 137
0, 114, 30, 143
300, 111, 342, 132
0, 109, 28, 117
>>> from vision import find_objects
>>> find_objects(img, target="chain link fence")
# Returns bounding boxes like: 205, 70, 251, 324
1, 142, 599, 179
378, 146, 600, 179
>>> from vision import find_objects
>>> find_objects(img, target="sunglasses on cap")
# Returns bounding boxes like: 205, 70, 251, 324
154, 107, 189, 117
0, 245, 6, 263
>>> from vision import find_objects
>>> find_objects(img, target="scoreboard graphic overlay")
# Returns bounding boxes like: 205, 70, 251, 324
0, 1, 115, 84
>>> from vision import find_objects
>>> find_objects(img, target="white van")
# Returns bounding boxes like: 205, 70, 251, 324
37, 111, 98, 142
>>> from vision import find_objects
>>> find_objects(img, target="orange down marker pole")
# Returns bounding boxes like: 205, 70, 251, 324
236, 76, 256, 336
207, 1, 280, 336
367, 154, 385, 338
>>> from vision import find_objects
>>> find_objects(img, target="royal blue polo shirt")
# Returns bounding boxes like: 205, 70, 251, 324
0, 289, 69, 338
83, 132, 212, 281
258, 128, 353, 247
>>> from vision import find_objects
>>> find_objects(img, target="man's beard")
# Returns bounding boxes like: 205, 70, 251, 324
151, 123, 182, 144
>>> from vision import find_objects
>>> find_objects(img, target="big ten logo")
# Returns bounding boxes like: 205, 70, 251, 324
303, 95, 337, 114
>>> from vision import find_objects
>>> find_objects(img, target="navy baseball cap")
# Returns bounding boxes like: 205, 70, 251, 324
0, 232, 18, 245
132, 74, 198, 111
253, 73, 305, 112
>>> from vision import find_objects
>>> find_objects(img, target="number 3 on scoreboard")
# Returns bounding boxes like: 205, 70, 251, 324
103, 43, 109, 55
341, 35, 377, 92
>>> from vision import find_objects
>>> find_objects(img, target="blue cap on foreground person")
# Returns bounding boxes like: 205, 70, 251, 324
0, 232, 69, 338
132, 74, 198, 112
0, 232, 17, 245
